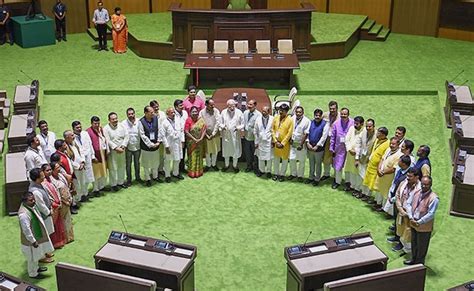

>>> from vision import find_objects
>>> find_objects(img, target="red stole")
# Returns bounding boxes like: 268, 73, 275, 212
87, 127, 105, 163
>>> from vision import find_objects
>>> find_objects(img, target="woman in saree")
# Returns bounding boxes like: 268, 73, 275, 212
50, 161, 74, 243
184, 106, 207, 178
111, 7, 128, 53
41, 164, 67, 249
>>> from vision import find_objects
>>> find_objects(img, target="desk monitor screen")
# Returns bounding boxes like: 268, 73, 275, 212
288, 246, 304, 255
153, 240, 174, 251
335, 238, 352, 246
109, 231, 127, 242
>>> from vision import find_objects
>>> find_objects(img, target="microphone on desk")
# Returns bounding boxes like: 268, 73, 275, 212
449, 69, 464, 83
161, 233, 176, 249
118, 214, 129, 238
20, 69, 34, 82
349, 225, 364, 240
302, 231, 312, 250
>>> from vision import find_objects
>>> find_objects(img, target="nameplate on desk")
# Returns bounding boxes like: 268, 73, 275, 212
457, 165, 465, 173
275, 55, 285, 59
213, 55, 223, 59
244, 55, 253, 59
454, 111, 460, 117
230, 56, 241, 60
261, 56, 271, 60
308, 245, 328, 253
459, 150, 467, 158
198, 56, 209, 59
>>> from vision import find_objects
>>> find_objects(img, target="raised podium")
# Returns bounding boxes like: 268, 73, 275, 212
56, 262, 157, 291
0, 271, 45, 290
11, 15, 55, 48
451, 148, 474, 218
323, 264, 426, 291
445, 81, 473, 128
450, 111, 474, 159
284, 232, 388, 291
94, 231, 197, 291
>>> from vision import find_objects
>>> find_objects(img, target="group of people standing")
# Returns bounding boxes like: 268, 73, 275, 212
92, 1, 128, 53
18, 89, 439, 278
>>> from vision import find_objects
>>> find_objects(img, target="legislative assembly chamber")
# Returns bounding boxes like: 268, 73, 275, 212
0, 0, 473, 290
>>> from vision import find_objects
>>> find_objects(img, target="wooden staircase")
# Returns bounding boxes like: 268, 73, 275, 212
360, 18, 391, 41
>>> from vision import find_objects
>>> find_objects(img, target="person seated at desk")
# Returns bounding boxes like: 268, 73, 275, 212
227, 0, 251, 10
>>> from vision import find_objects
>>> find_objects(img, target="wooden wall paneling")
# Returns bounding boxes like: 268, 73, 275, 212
88, 0, 149, 26
154, 0, 211, 12
307, 0, 328, 12
267, 0, 299, 9
391, 0, 441, 36
40, 0, 88, 34
328, 0, 392, 27
438, 27, 474, 42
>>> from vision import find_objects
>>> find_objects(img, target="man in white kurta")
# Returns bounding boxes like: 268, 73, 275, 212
344, 116, 365, 193
18, 192, 54, 278
104, 112, 129, 190
72, 121, 96, 194
200, 99, 221, 170
150, 100, 167, 173
24, 134, 48, 177
161, 108, 184, 182
220, 99, 244, 172
174, 100, 188, 173
64, 130, 88, 202
289, 106, 310, 182
28, 169, 54, 239
254, 106, 274, 177
355, 119, 376, 200
37, 120, 57, 162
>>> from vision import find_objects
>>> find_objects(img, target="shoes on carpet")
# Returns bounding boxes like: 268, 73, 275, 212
30, 273, 46, 279
388, 225, 396, 232
287, 175, 296, 181
120, 184, 128, 189
146, 180, 152, 187
154, 178, 164, 183
387, 236, 400, 243
266, 173, 272, 179
233, 167, 240, 173
212, 165, 219, 171
221, 166, 229, 172
403, 260, 415, 265
204, 166, 210, 172
37, 266, 48, 273
320, 175, 330, 181
278, 176, 285, 182
165, 177, 171, 183
245, 167, 253, 172
312, 180, 320, 186
331, 182, 340, 189
173, 174, 185, 180
256, 171, 263, 177
297, 177, 304, 183
304, 179, 313, 184
39, 257, 54, 263
392, 243, 404, 251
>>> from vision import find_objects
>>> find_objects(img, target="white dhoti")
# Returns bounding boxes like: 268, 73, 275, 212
289, 146, 307, 178
141, 150, 160, 180
74, 169, 88, 200
21, 241, 54, 277
44, 216, 54, 236
108, 151, 126, 186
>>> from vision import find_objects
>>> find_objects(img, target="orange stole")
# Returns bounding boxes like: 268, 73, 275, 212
112, 14, 128, 53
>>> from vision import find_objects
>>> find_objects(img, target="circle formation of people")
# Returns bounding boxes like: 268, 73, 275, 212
20, 86, 439, 279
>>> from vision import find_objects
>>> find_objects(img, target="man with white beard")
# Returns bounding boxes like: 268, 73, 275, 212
220, 99, 244, 173
161, 107, 184, 183
254, 106, 273, 178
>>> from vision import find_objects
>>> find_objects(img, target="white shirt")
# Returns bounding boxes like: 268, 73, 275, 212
24, 147, 48, 175
37, 131, 56, 162
104, 123, 129, 151
121, 119, 140, 151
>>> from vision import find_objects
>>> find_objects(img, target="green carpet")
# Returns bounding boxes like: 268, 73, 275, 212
126, 13, 172, 42
311, 12, 367, 43
0, 26, 473, 290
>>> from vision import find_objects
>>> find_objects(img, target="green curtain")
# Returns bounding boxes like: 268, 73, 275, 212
227, 0, 252, 10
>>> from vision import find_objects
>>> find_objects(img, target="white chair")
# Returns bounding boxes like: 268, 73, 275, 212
256, 40, 271, 54
272, 87, 298, 114
213, 40, 229, 54
277, 39, 293, 54
192, 40, 208, 54
233, 40, 249, 54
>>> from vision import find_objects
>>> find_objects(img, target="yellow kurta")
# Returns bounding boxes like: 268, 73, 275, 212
362, 138, 389, 191
374, 149, 403, 198
272, 115, 294, 160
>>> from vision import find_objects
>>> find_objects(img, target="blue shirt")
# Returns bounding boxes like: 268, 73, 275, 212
0, 5, 10, 22
93, 8, 109, 25
53, 2, 67, 17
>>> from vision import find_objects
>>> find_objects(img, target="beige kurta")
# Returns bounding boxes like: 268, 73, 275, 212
344, 125, 364, 174
374, 148, 403, 198
396, 180, 421, 250
200, 108, 221, 154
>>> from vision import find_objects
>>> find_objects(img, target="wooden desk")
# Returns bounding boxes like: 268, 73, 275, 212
450, 111, 474, 158
95, 232, 197, 291
448, 280, 474, 290
211, 88, 271, 113
5, 152, 29, 216
170, 2, 314, 60
8, 114, 35, 153
445, 81, 473, 127
284, 233, 388, 291
185, 53, 299, 88
211, 0, 268, 9
323, 265, 426, 291
451, 148, 474, 218
14, 85, 38, 115
0, 270, 45, 290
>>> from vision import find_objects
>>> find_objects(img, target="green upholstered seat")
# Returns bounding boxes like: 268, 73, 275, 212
227, 0, 251, 10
